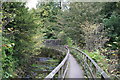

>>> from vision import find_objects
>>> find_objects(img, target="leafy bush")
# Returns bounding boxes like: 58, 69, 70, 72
103, 14, 120, 50
83, 50, 109, 73
2, 2, 37, 78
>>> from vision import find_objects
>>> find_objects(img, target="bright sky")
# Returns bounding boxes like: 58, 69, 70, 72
25, 0, 68, 9
26, 0, 38, 9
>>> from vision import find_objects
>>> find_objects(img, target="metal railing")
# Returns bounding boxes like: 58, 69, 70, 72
44, 43, 110, 80
44, 46, 69, 80
69, 47, 110, 80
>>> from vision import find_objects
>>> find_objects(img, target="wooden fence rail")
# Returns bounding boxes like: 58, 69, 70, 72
44, 47, 69, 80
44, 41, 110, 80
69, 47, 110, 80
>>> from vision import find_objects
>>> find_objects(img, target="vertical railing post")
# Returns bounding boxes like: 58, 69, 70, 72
58, 69, 61, 78
101, 75, 104, 80
93, 65, 97, 77
52, 76, 54, 80
61, 66, 63, 78
84, 55, 87, 68
82, 54, 84, 65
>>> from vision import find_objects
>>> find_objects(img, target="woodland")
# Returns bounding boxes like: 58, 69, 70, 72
0, 1, 120, 79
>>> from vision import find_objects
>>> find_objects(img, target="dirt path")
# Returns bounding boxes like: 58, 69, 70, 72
66, 54, 84, 78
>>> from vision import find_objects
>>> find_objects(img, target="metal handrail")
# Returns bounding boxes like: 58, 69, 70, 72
44, 44, 110, 80
69, 47, 110, 80
45, 47, 69, 79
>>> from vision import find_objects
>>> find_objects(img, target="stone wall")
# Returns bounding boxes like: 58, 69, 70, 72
44, 39, 63, 45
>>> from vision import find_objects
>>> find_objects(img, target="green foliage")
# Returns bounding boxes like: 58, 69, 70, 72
35, 2, 60, 39
83, 50, 105, 63
1, 1, 120, 79
2, 2, 37, 78
66, 37, 73, 47
103, 14, 120, 50
2, 37, 16, 78
101, 2, 120, 50
101, 2, 119, 18
57, 2, 104, 48
72, 49, 109, 74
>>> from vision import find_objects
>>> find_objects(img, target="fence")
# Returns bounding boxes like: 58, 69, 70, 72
70, 47, 110, 80
44, 46, 69, 80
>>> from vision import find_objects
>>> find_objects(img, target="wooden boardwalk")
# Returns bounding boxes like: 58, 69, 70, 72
66, 54, 84, 78
45, 43, 110, 80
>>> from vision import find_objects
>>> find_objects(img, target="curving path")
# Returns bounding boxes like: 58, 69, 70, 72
66, 54, 84, 79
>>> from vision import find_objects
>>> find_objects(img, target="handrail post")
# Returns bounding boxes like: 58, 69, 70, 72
45, 45, 69, 80
93, 65, 97, 78
58, 70, 61, 78
61, 66, 63, 78
69, 47, 110, 80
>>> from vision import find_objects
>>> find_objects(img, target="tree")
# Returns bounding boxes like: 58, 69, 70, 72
2, 2, 37, 78
102, 2, 120, 73
57, 2, 105, 49
35, 2, 61, 39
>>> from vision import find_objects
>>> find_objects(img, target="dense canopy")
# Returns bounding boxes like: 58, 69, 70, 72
1, 1, 120, 79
